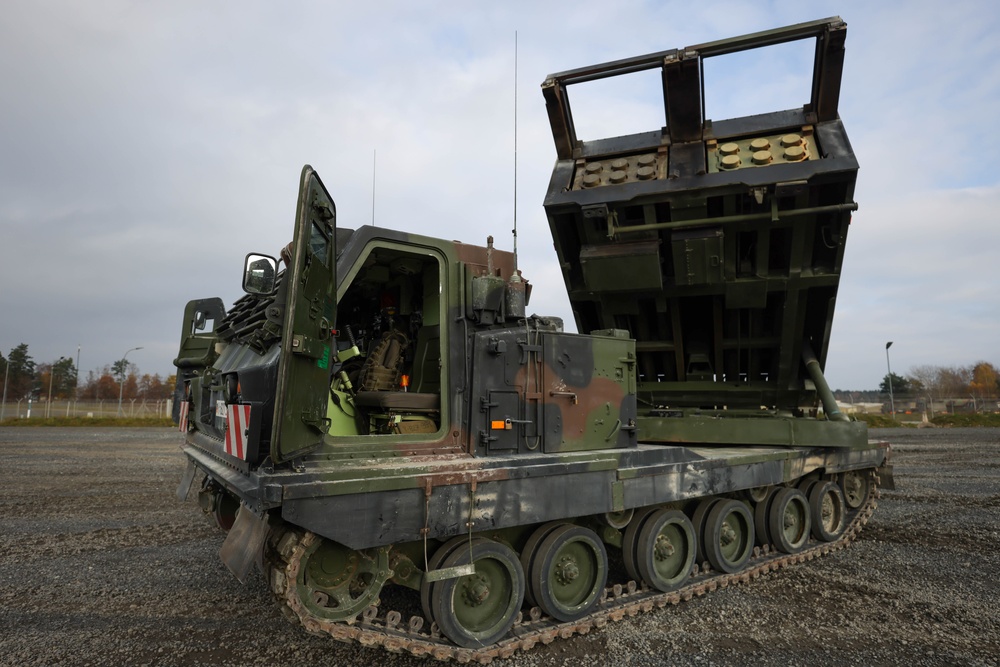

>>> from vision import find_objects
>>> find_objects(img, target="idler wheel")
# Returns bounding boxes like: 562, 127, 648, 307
212, 491, 240, 532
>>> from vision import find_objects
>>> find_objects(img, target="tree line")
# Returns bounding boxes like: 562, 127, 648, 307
4, 342, 994, 408
1, 343, 175, 403
832, 361, 1000, 413
878, 362, 999, 402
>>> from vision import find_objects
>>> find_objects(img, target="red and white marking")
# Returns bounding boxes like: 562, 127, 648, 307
178, 402, 189, 432
225, 404, 252, 460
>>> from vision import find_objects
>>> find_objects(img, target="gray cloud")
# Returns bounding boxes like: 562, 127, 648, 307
1, 0, 997, 391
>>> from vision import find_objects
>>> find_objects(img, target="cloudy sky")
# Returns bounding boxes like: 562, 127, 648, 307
2, 0, 998, 391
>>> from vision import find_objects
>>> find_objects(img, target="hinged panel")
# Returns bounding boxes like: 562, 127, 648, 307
271, 166, 338, 463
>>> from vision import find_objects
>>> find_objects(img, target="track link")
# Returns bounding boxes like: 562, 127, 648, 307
267, 472, 880, 663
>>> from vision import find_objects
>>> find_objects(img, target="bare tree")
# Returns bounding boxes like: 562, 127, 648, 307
937, 365, 972, 398
909, 364, 939, 416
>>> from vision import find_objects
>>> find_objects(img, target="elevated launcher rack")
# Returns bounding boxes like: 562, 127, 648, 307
542, 17, 858, 421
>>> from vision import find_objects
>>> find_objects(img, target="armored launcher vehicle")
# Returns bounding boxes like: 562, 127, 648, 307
175, 17, 891, 661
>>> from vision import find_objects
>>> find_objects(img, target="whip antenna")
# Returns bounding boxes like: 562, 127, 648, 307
512, 30, 518, 271
372, 148, 377, 227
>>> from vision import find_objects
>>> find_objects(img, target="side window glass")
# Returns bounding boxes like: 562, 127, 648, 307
310, 223, 330, 266
192, 311, 215, 334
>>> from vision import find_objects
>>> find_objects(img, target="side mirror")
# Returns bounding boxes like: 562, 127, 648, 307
243, 253, 278, 295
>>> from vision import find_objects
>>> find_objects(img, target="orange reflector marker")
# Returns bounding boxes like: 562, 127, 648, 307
400, 374, 410, 392
491, 420, 510, 430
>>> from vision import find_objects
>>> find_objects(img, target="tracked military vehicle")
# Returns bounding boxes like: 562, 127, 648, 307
175, 17, 892, 661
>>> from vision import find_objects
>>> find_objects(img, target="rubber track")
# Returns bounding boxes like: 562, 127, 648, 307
267, 471, 881, 664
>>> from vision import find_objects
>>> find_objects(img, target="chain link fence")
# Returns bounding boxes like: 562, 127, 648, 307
0, 398, 173, 420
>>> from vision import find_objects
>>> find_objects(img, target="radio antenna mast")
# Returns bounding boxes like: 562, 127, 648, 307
371, 148, 377, 227
512, 30, 518, 271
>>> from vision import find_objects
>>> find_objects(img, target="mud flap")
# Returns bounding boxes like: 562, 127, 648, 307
877, 463, 896, 490
176, 461, 197, 502
220, 504, 270, 584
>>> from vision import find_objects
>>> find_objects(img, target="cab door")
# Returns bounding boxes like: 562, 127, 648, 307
270, 165, 338, 463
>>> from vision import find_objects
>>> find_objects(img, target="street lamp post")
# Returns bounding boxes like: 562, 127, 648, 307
885, 341, 895, 419
1, 360, 9, 422
73, 343, 80, 417
117, 347, 143, 417
75, 344, 81, 409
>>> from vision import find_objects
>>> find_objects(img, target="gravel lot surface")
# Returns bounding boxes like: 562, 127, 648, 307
1, 427, 998, 667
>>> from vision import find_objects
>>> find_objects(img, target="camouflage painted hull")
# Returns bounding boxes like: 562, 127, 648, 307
173, 17, 890, 657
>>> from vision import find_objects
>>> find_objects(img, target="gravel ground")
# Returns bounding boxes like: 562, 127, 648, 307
1, 427, 998, 667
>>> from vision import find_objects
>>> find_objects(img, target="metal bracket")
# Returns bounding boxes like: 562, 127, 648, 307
301, 410, 331, 434
291, 334, 328, 360
487, 337, 507, 355
423, 563, 477, 583
517, 341, 542, 365
549, 390, 579, 405
420, 478, 478, 583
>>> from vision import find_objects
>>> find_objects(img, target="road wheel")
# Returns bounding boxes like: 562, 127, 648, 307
769, 488, 811, 553
622, 507, 661, 582
519, 522, 563, 607
809, 480, 847, 541
634, 509, 695, 591
704, 499, 754, 573
431, 538, 524, 648
420, 536, 468, 625
753, 487, 779, 547
841, 470, 870, 509
691, 498, 720, 565
529, 524, 607, 622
